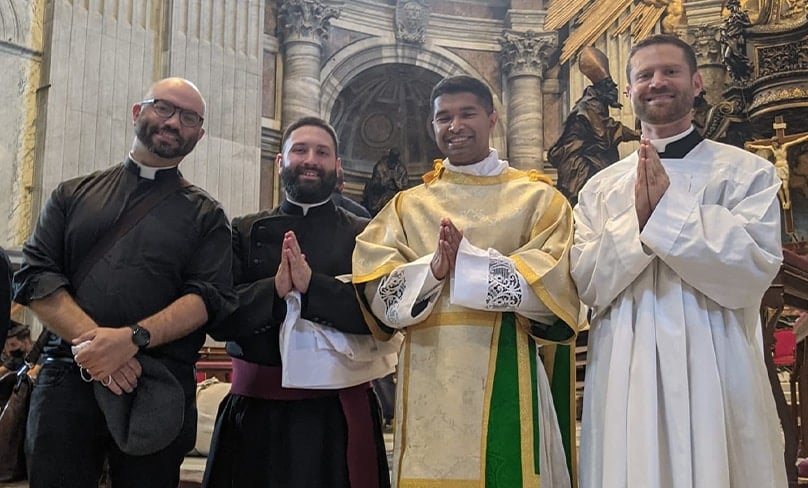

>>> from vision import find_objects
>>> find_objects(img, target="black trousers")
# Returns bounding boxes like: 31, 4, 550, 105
26, 360, 197, 488
372, 374, 395, 424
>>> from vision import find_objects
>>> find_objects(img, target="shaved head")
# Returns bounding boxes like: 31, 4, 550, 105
145, 77, 207, 117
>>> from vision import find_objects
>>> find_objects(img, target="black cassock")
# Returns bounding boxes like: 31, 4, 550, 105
203, 199, 390, 488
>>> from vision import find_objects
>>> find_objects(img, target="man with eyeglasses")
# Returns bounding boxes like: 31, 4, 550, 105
13, 77, 236, 488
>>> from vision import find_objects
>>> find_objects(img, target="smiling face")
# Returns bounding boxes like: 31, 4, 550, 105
626, 43, 702, 138
132, 78, 206, 165
432, 92, 497, 166
278, 124, 341, 203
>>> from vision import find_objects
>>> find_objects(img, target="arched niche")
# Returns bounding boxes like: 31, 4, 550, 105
320, 39, 507, 197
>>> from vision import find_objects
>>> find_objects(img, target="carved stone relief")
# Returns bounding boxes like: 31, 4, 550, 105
0, 0, 22, 46
498, 30, 556, 78
757, 39, 808, 77
278, 0, 340, 43
395, 0, 430, 45
692, 26, 723, 66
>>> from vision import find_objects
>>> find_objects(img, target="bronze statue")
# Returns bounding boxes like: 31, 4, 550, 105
362, 147, 409, 215
548, 47, 640, 205
720, 0, 753, 84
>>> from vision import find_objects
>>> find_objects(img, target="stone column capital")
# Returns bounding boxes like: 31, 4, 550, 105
498, 30, 556, 78
278, 0, 340, 44
688, 25, 723, 67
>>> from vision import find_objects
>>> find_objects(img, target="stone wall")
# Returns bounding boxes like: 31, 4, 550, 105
1, 0, 42, 247
7, 0, 264, 245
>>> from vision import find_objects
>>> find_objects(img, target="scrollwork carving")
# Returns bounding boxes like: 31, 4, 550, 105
757, 40, 808, 77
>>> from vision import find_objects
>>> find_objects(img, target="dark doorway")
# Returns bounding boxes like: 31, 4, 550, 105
329, 63, 443, 201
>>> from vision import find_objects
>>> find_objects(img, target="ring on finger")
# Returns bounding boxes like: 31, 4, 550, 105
101, 375, 112, 386
79, 367, 94, 383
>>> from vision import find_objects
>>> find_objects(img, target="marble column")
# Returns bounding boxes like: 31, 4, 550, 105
689, 25, 726, 104
278, 0, 339, 128
499, 30, 556, 171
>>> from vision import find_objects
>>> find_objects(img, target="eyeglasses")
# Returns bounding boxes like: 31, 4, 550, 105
140, 98, 204, 127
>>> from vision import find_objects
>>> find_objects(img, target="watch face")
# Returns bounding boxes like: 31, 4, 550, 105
132, 326, 150, 348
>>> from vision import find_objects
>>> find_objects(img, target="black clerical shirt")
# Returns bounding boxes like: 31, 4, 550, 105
210, 199, 371, 366
13, 159, 237, 364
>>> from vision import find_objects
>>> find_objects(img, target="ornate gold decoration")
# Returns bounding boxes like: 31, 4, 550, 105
545, 0, 668, 64
749, 86, 808, 111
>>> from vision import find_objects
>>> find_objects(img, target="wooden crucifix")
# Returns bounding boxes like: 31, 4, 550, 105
745, 116, 808, 237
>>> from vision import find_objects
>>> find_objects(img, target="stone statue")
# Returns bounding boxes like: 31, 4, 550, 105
661, 0, 688, 34
363, 147, 409, 216
547, 46, 640, 205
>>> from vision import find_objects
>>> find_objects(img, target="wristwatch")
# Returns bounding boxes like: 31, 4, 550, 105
129, 323, 151, 350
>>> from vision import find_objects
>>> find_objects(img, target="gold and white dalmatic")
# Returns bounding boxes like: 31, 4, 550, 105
353, 151, 580, 488
572, 138, 787, 488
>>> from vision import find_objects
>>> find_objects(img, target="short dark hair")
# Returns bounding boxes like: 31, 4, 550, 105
7, 320, 31, 341
281, 116, 339, 155
430, 75, 494, 116
626, 34, 698, 81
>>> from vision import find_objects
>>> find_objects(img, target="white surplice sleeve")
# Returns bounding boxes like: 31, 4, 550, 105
571, 184, 655, 309
363, 254, 445, 329
450, 237, 556, 324
640, 168, 783, 309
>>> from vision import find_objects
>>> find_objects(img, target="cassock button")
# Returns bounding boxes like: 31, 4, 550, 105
255, 241, 263, 247
252, 258, 261, 264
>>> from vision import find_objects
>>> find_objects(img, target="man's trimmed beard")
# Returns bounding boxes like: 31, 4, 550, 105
632, 87, 694, 126
135, 118, 199, 159
281, 166, 338, 203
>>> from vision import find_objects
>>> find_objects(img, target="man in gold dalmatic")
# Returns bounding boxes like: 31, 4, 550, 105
352, 75, 580, 487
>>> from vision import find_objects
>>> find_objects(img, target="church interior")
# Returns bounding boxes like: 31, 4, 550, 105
1, 0, 808, 486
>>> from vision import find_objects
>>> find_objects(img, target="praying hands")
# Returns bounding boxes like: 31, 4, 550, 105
430, 217, 463, 280
635, 137, 670, 230
275, 230, 312, 297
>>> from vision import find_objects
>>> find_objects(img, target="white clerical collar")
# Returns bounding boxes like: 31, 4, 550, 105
285, 196, 331, 216
443, 149, 509, 176
128, 152, 178, 180
648, 126, 694, 154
